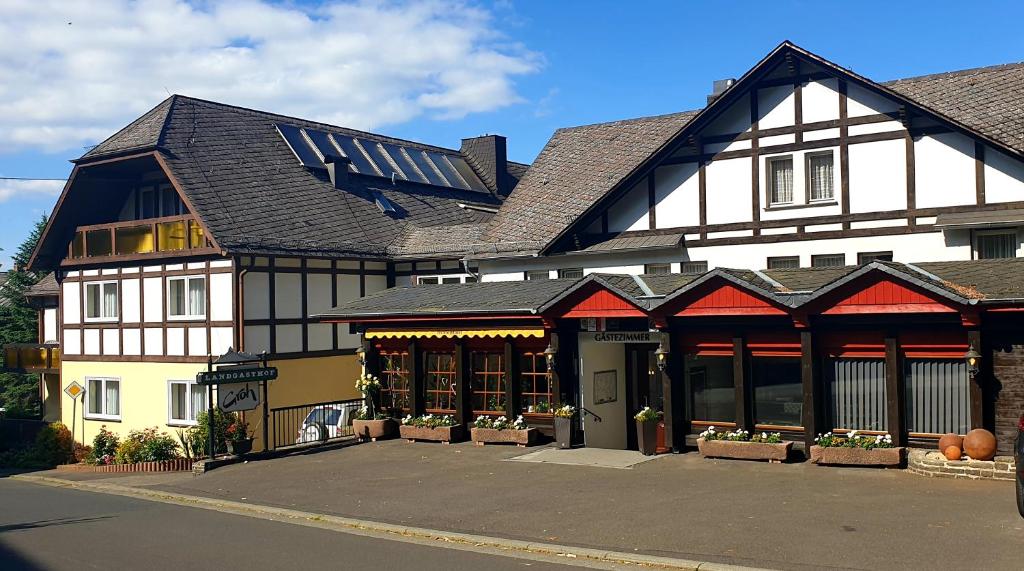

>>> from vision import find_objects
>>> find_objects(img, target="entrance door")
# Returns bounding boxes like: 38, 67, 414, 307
578, 337, 627, 449
626, 345, 660, 450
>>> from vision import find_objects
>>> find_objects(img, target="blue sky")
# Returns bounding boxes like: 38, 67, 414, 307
2, 0, 1024, 270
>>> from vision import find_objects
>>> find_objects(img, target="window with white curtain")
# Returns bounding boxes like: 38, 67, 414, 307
169, 380, 207, 425
767, 156, 794, 205
168, 276, 206, 319
85, 281, 118, 322
975, 230, 1017, 259
87, 377, 120, 419
807, 152, 834, 201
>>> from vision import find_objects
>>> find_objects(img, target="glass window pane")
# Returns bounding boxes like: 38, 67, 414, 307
106, 381, 119, 416
158, 221, 187, 251
333, 135, 380, 176
752, 357, 802, 426
115, 224, 154, 255
406, 148, 450, 186
169, 279, 185, 316
977, 232, 1016, 259
904, 359, 970, 434
808, 153, 834, 201
72, 232, 85, 258
188, 222, 206, 249
86, 229, 113, 257
427, 152, 470, 190
382, 143, 427, 184
188, 278, 205, 316
191, 383, 207, 420
811, 254, 845, 268
103, 283, 118, 318
89, 379, 103, 414
767, 257, 799, 269
688, 355, 735, 422
769, 157, 794, 204
87, 284, 100, 319
171, 383, 186, 421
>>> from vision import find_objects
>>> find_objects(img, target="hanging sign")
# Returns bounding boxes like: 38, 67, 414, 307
197, 366, 278, 385
64, 381, 85, 399
218, 382, 260, 412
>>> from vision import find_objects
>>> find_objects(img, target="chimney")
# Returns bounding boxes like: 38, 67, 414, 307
706, 78, 736, 105
323, 154, 352, 189
460, 134, 510, 196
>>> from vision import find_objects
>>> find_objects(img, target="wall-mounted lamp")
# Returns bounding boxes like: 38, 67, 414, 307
544, 343, 557, 372
356, 346, 366, 367
964, 344, 981, 377
655, 342, 670, 372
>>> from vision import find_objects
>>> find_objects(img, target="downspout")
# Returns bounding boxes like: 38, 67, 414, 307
461, 256, 480, 281
236, 256, 255, 352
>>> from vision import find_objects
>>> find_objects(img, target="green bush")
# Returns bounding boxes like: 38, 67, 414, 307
114, 427, 180, 464
193, 409, 238, 455
86, 426, 119, 465
0, 422, 74, 469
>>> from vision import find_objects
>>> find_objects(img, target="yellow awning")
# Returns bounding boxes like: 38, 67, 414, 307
365, 328, 546, 339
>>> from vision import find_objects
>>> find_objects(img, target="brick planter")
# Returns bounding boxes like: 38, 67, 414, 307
906, 449, 1015, 481
56, 458, 193, 473
471, 427, 536, 447
353, 418, 398, 442
697, 438, 793, 463
400, 424, 464, 444
810, 445, 904, 467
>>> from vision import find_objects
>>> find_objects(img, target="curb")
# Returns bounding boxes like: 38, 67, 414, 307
11, 473, 766, 571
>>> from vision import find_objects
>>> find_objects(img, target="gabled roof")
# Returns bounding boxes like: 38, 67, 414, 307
483, 42, 1024, 256
25, 273, 59, 298
79, 97, 175, 160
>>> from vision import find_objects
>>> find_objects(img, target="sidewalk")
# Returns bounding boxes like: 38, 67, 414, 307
25, 441, 1024, 570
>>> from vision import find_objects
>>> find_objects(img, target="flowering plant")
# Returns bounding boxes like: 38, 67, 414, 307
355, 374, 382, 394
553, 405, 576, 418
814, 430, 894, 449
474, 415, 527, 430
225, 418, 252, 443
698, 426, 783, 443
401, 414, 456, 428
634, 406, 662, 422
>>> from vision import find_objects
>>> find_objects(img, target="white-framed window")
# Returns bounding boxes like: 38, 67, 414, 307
558, 268, 584, 279
416, 274, 475, 285
767, 156, 794, 205
807, 151, 834, 201
86, 377, 121, 420
168, 276, 206, 320
975, 229, 1018, 259
85, 281, 119, 322
525, 270, 550, 281
644, 263, 671, 275
168, 380, 208, 425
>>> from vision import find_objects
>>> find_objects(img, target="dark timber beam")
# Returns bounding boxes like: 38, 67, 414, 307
800, 330, 818, 450
454, 339, 472, 426
967, 329, 983, 430
408, 339, 423, 416
733, 337, 753, 433
505, 337, 521, 418
884, 337, 907, 447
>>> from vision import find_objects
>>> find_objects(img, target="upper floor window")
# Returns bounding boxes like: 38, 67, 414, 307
811, 254, 845, 268
857, 251, 893, 264
558, 268, 584, 279
85, 281, 118, 322
644, 263, 671, 275
975, 229, 1018, 259
767, 156, 794, 205
526, 270, 550, 281
767, 256, 799, 270
807, 152, 834, 201
168, 276, 205, 320
681, 261, 708, 274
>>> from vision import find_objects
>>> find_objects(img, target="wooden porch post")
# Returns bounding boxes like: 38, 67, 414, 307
733, 336, 753, 433
800, 330, 818, 450
884, 336, 907, 447
661, 330, 685, 451
505, 338, 521, 418
408, 339, 423, 416
454, 339, 471, 426
967, 329, 983, 430
361, 336, 379, 411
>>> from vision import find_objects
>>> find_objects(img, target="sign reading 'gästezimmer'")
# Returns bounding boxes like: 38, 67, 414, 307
196, 367, 278, 385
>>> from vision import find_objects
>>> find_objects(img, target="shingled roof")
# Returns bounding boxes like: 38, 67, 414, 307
482, 43, 1024, 256
66, 96, 529, 261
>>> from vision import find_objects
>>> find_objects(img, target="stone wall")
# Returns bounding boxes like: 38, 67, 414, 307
907, 449, 1014, 482
991, 342, 1024, 455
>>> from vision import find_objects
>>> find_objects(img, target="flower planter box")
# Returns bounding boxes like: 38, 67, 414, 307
637, 420, 658, 456
353, 418, 398, 442
810, 445, 904, 467
399, 424, 464, 444
471, 427, 537, 447
697, 438, 792, 463
226, 438, 253, 456
554, 416, 573, 449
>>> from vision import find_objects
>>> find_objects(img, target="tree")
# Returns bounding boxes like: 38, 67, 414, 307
0, 215, 49, 418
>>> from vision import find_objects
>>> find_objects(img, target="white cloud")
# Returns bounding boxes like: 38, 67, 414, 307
0, 0, 541, 154
0, 179, 65, 203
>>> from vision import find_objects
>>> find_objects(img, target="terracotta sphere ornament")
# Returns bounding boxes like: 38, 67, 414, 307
937, 433, 963, 452
962, 428, 997, 460
943, 446, 962, 461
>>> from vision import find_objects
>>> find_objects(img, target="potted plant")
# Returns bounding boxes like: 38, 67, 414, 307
696, 426, 792, 463
553, 405, 576, 449
399, 414, 463, 443
810, 431, 903, 467
634, 407, 662, 456
1015, 414, 1023, 518
471, 415, 536, 447
351, 374, 397, 441
225, 417, 254, 456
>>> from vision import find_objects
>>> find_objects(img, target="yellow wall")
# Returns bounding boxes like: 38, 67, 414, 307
60, 355, 361, 451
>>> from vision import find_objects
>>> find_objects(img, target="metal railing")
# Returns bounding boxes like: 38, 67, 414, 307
2, 343, 60, 373
269, 398, 363, 451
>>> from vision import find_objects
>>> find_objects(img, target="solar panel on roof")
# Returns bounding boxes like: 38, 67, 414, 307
332, 135, 380, 176
426, 151, 469, 190
360, 140, 404, 180
405, 149, 450, 186
304, 128, 344, 162
276, 124, 323, 168
381, 143, 428, 184
448, 155, 490, 192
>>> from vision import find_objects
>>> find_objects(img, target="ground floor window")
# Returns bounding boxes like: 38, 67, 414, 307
687, 355, 735, 423
751, 357, 802, 427
379, 351, 411, 413
169, 380, 207, 425
87, 377, 121, 420
904, 358, 970, 435
471, 352, 506, 414
824, 358, 887, 431
424, 352, 456, 413
520, 352, 552, 413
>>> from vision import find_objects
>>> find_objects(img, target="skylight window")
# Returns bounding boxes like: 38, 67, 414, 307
373, 191, 396, 215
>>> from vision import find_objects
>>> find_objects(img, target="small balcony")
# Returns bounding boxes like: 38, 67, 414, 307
65, 215, 215, 265
2, 343, 61, 374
